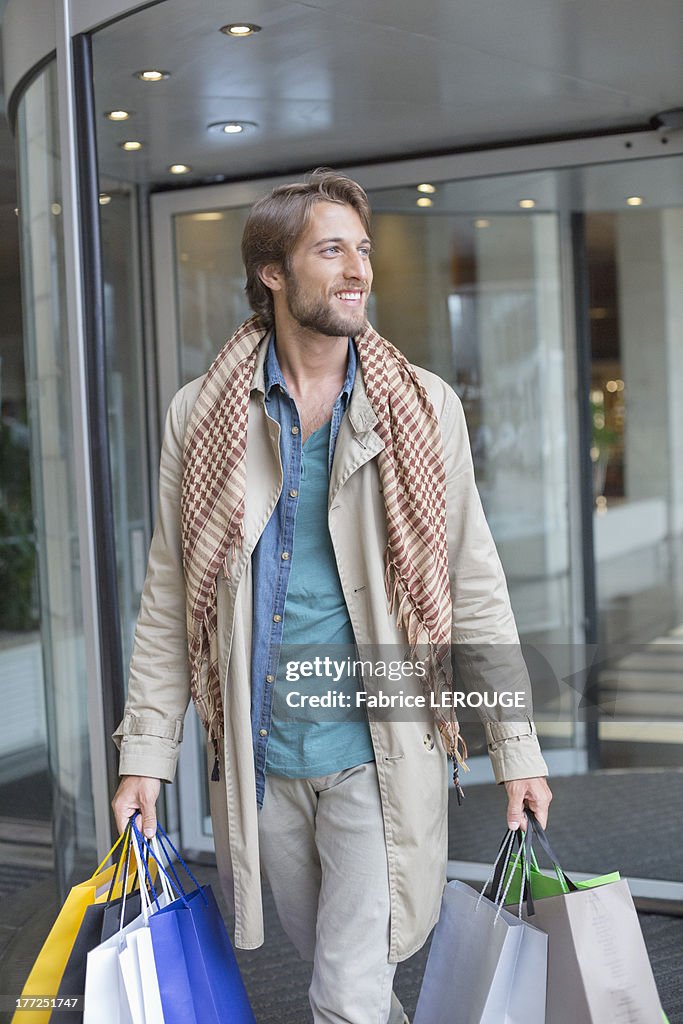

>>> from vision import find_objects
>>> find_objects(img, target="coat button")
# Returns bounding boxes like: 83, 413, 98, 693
259, 729, 268, 737
266, 674, 275, 683
423, 733, 434, 750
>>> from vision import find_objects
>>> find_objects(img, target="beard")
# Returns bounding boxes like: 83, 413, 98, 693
284, 270, 368, 337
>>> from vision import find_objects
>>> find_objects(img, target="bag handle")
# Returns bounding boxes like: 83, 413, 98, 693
130, 825, 159, 926
153, 823, 206, 901
525, 809, 579, 894
130, 818, 195, 910
91, 825, 130, 879
106, 820, 132, 903
479, 825, 535, 919
486, 824, 536, 917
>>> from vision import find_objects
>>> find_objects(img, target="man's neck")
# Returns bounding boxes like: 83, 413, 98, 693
272, 319, 349, 402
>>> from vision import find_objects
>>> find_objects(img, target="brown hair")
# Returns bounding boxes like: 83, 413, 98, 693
241, 167, 372, 329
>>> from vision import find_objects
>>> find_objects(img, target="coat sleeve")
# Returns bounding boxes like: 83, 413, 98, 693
439, 384, 549, 784
112, 391, 191, 783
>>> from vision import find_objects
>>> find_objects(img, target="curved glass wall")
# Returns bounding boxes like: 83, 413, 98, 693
16, 61, 96, 891
99, 185, 153, 671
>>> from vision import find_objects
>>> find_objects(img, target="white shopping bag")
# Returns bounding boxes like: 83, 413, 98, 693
84, 836, 173, 1024
414, 879, 548, 1024
83, 913, 142, 1024
119, 927, 165, 1024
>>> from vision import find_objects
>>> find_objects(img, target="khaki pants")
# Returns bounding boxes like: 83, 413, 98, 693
258, 761, 406, 1024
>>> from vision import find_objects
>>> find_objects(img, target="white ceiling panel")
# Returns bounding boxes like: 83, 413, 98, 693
85, 0, 683, 187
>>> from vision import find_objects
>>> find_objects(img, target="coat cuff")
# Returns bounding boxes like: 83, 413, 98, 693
113, 709, 184, 783
484, 718, 549, 784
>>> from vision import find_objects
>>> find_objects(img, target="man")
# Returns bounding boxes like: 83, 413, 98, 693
112, 168, 551, 1024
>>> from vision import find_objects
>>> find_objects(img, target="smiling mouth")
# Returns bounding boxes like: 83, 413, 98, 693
335, 290, 364, 303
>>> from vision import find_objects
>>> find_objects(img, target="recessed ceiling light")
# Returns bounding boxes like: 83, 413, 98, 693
417, 183, 436, 194
135, 70, 170, 82
220, 23, 261, 36
474, 218, 491, 228
192, 212, 225, 221
120, 141, 143, 151
416, 197, 433, 208
207, 120, 258, 135
169, 164, 191, 174
105, 110, 132, 121
518, 199, 536, 209
14, 208, 19, 216
626, 196, 644, 206
99, 193, 112, 205
51, 202, 62, 216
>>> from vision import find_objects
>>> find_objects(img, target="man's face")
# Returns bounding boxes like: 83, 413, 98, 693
280, 201, 373, 338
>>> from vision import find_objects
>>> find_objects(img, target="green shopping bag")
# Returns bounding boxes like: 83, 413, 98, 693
502, 843, 620, 903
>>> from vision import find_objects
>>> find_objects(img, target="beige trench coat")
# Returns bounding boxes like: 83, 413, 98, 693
114, 336, 548, 962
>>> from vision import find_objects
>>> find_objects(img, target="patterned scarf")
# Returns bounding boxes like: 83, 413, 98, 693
180, 314, 468, 784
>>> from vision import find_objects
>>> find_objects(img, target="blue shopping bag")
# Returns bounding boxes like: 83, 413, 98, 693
132, 822, 255, 1024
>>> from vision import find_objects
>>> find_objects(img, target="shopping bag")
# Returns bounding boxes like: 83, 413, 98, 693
12, 830, 130, 1024
52, 824, 146, 1022
133, 822, 256, 1024
83, 832, 173, 1024
510, 810, 667, 1024
414, 831, 547, 1024
118, 927, 165, 1024
116, 833, 169, 1024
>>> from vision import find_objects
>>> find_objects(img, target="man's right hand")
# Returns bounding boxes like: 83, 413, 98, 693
112, 775, 161, 838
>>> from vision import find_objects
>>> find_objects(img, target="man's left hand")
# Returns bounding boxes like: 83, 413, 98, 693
504, 776, 552, 831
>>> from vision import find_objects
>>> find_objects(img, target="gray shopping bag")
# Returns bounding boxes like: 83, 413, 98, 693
413, 880, 547, 1024
506, 808, 667, 1024
514, 878, 663, 1024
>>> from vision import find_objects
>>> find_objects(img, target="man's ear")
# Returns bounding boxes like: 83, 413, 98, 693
258, 263, 285, 293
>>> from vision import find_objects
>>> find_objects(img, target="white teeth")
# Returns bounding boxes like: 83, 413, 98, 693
336, 291, 361, 300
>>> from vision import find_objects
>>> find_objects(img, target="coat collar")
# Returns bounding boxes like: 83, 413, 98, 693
250, 333, 379, 436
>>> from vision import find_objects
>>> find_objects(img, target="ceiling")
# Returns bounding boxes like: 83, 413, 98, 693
90, 0, 683, 190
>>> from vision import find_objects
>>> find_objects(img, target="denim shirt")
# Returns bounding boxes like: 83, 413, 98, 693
250, 335, 357, 807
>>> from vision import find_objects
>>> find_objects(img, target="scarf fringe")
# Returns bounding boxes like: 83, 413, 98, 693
386, 556, 469, 782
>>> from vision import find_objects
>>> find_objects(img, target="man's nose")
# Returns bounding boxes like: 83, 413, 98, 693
344, 250, 369, 282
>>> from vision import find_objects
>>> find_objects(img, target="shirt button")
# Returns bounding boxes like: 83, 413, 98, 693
291, 425, 299, 435
281, 551, 290, 560
259, 729, 268, 737
273, 614, 282, 623
289, 489, 298, 498
266, 674, 275, 683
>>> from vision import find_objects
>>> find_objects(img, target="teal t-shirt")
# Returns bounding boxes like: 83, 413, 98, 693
265, 420, 375, 778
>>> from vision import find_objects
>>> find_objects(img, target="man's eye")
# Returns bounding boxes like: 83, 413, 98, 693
322, 246, 340, 255
359, 248, 372, 257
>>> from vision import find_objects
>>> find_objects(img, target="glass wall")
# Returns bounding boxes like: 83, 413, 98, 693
0, 67, 51, 900
16, 62, 96, 890
99, 185, 153, 671
174, 207, 252, 382
584, 204, 683, 767
368, 204, 571, 646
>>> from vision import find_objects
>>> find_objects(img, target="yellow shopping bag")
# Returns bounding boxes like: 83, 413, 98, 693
12, 830, 132, 1024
